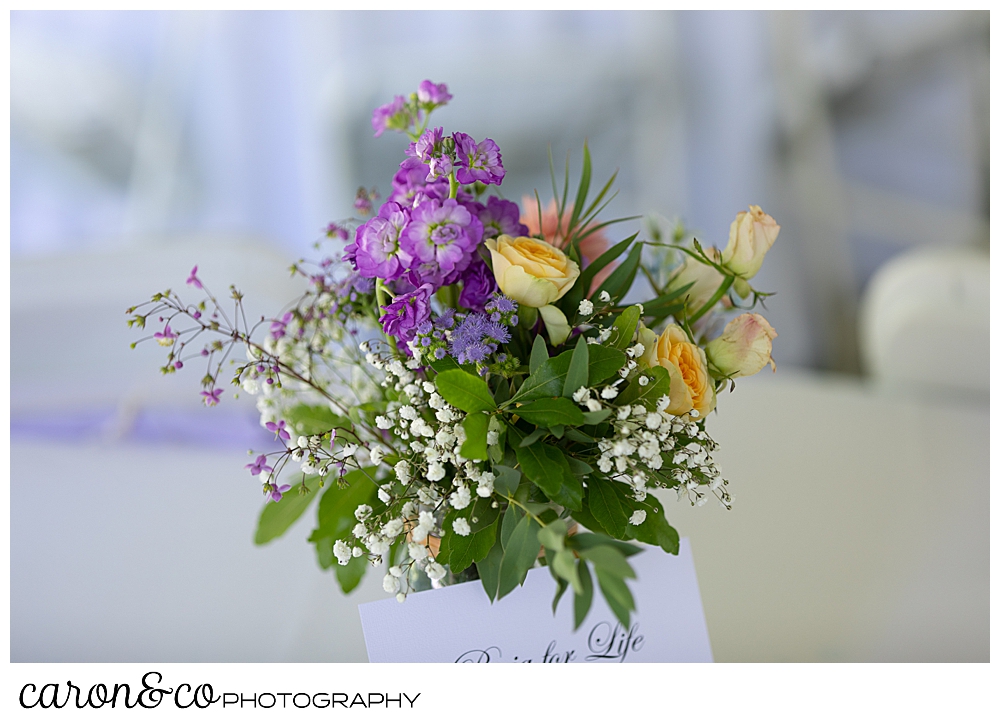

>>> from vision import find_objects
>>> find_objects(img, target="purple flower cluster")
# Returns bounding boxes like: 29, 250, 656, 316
350, 81, 519, 343
449, 312, 512, 365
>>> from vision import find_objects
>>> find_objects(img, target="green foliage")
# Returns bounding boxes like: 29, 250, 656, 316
282, 405, 347, 436
562, 336, 590, 397
529, 334, 548, 374
435, 369, 496, 413
497, 513, 541, 599
513, 398, 585, 428
508, 345, 626, 403
594, 242, 644, 304
335, 554, 368, 593
254, 481, 321, 545
609, 305, 641, 350
460, 411, 490, 461
615, 365, 671, 411
439, 498, 501, 574
574, 561, 595, 630
562, 234, 637, 314
476, 539, 504, 602
492, 464, 521, 497
512, 429, 583, 511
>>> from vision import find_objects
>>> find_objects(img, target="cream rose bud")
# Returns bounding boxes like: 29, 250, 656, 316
721, 205, 780, 280
485, 235, 580, 308
667, 250, 727, 312
705, 313, 777, 378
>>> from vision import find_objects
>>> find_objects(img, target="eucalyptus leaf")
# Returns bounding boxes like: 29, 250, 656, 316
574, 561, 595, 630
579, 545, 636, 579
609, 305, 641, 350
553, 549, 583, 594
513, 433, 583, 511
497, 514, 541, 599
476, 539, 504, 602
517, 427, 547, 448
581, 408, 612, 425
500, 503, 522, 549
537, 518, 568, 550
595, 567, 635, 628
439, 516, 500, 574
492, 464, 521, 497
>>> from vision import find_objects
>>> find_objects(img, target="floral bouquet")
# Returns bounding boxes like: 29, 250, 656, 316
127, 80, 779, 629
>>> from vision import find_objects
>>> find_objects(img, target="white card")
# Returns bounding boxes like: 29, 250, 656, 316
359, 538, 712, 663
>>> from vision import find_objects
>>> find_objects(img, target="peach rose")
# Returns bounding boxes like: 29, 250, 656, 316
720, 205, 780, 280
651, 324, 716, 418
705, 313, 777, 378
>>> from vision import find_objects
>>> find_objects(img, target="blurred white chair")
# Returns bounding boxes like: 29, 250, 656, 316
859, 247, 988, 396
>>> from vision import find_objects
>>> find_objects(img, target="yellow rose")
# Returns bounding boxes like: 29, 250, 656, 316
705, 313, 777, 378
651, 324, 716, 418
667, 249, 728, 313
637, 322, 659, 369
485, 235, 580, 308
720, 205, 780, 280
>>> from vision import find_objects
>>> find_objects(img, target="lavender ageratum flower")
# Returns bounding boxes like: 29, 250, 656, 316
453, 132, 505, 186
379, 283, 434, 342
371, 95, 409, 137
458, 255, 498, 311
388, 158, 449, 209
402, 198, 484, 284
449, 312, 512, 364
417, 80, 452, 106
353, 201, 410, 280
475, 197, 529, 239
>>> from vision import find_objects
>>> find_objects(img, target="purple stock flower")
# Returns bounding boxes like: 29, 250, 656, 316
268, 482, 292, 503
379, 283, 434, 342
371, 95, 409, 137
417, 80, 452, 106
201, 388, 223, 407
453, 132, 505, 186
186, 266, 203, 289
353, 201, 410, 280
388, 158, 449, 209
246, 455, 273, 476
401, 198, 483, 285
411, 126, 443, 162
475, 197, 529, 239
266, 420, 291, 441
458, 255, 498, 311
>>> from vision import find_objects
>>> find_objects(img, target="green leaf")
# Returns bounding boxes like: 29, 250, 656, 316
581, 408, 612, 425
615, 365, 671, 411
435, 369, 496, 413
514, 398, 585, 428
517, 427, 547, 447
282, 405, 345, 436
569, 531, 642, 557
553, 549, 582, 594
254, 482, 320, 545
334, 554, 368, 593
574, 561, 595, 630
642, 281, 695, 314
439, 516, 500, 574
497, 514, 541, 599
529, 334, 548, 374
579, 545, 637, 579
567, 141, 592, 239
595, 567, 635, 628
492, 464, 521, 497
629, 495, 681, 555
537, 518, 568, 550
562, 336, 590, 398
566, 457, 593, 477
309, 469, 381, 542
583, 475, 633, 539
593, 242, 643, 303
460, 411, 490, 461
476, 539, 504, 602
428, 355, 461, 374
500, 503, 522, 549
513, 432, 584, 511
552, 574, 569, 614
609, 305, 641, 350
561, 234, 636, 316
509, 345, 625, 403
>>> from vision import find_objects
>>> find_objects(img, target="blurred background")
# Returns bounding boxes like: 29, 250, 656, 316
10, 10, 990, 662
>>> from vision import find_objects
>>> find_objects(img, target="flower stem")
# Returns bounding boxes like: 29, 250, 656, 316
448, 171, 458, 199
374, 279, 398, 355
687, 275, 734, 326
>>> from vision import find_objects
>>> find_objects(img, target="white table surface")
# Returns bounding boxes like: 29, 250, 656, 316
10, 368, 988, 662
